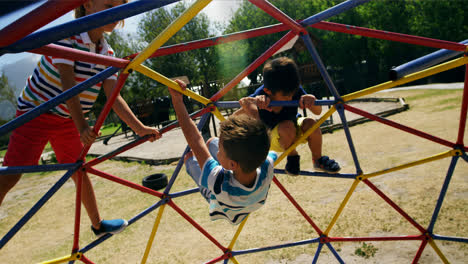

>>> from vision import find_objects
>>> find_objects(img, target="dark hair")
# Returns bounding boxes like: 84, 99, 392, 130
220, 115, 270, 173
263, 56, 300, 95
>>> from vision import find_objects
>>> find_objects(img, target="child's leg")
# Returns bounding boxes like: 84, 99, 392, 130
275, 120, 299, 156
50, 118, 101, 229
300, 117, 322, 162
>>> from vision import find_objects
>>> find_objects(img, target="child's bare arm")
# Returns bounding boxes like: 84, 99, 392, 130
299, 94, 322, 115
102, 79, 161, 142
169, 80, 211, 168
234, 95, 271, 119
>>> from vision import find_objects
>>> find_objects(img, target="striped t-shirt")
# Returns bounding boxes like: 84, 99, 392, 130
200, 151, 278, 225
16, 32, 118, 118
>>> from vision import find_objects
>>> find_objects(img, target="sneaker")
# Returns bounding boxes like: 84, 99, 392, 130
314, 156, 341, 173
91, 219, 128, 238
285, 155, 300, 176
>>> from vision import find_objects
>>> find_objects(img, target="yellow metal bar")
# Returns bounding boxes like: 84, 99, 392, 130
274, 106, 336, 166
39, 253, 79, 264
212, 107, 226, 122
141, 204, 167, 264
324, 179, 360, 235
363, 150, 455, 180
428, 239, 450, 264
230, 256, 240, 264
125, 0, 212, 72
134, 64, 212, 105
228, 215, 249, 249
342, 56, 468, 102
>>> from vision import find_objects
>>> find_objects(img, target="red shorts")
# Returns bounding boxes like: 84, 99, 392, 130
3, 111, 84, 166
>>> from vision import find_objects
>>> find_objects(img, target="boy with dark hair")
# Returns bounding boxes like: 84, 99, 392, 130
169, 80, 277, 225
236, 56, 340, 175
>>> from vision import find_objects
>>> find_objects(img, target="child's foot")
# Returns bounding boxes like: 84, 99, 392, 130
91, 219, 128, 238
285, 155, 300, 176
314, 156, 341, 173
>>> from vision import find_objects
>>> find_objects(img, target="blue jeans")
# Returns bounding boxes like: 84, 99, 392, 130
185, 138, 219, 202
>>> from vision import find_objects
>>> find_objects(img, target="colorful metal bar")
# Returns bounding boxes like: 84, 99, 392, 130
0, 0, 179, 55
210, 31, 297, 102
30, 44, 130, 68
0, 67, 119, 136
167, 200, 228, 252
325, 243, 345, 264
336, 104, 362, 174
0, 167, 78, 249
344, 104, 458, 149
228, 215, 250, 250
0, 0, 87, 47
427, 156, 459, 233
134, 64, 212, 105
432, 234, 468, 243
126, 0, 211, 71
457, 64, 468, 146
363, 179, 427, 233
412, 239, 428, 264
428, 239, 450, 264
79, 72, 128, 160
215, 99, 335, 109
342, 56, 468, 102
38, 253, 80, 264
248, 0, 304, 34
330, 235, 424, 242
273, 177, 323, 234
324, 179, 360, 235
169, 188, 200, 199
310, 22, 467, 52
389, 40, 468, 80
302, 0, 371, 26
274, 169, 358, 179
363, 151, 456, 180
0, 163, 78, 175
312, 242, 324, 264
301, 28, 341, 99
141, 204, 167, 264
231, 237, 321, 256
86, 167, 164, 198
276, 107, 336, 165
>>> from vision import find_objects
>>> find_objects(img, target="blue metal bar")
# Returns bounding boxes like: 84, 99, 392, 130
0, 163, 78, 175
301, 33, 342, 100
325, 242, 345, 264
427, 156, 459, 233
432, 234, 468, 243
312, 242, 324, 264
231, 238, 321, 256
80, 198, 167, 253
215, 99, 336, 109
163, 113, 211, 195
389, 39, 468, 80
301, 0, 371, 27
169, 187, 200, 199
274, 169, 357, 179
0, 164, 80, 249
0, 0, 180, 55
336, 104, 363, 174
0, 67, 119, 136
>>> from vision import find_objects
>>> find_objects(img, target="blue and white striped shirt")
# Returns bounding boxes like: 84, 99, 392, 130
200, 152, 278, 225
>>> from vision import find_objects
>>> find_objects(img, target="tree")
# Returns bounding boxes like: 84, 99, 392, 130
0, 72, 16, 107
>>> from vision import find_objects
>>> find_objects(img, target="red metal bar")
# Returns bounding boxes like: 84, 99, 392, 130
87, 167, 164, 198
210, 31, 297, 102
248, 0, 304, 34
0, 0, 88, 47
205, 254, 228, 264
80, 254, 95, 264
363, 179, 427, 233
330, 235, 424, 242
412, 239, 428, 264
167, 200, 228, 252
31, 44, 130, 68
310, 21, 467, 52
456, 64, 468, 146
72, 170, 84, 251
343, 104, 457, 149
272, 177, 323, 235
79, 73, 129, 160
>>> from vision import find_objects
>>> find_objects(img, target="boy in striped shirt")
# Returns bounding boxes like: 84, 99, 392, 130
170, 81, 277, 225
